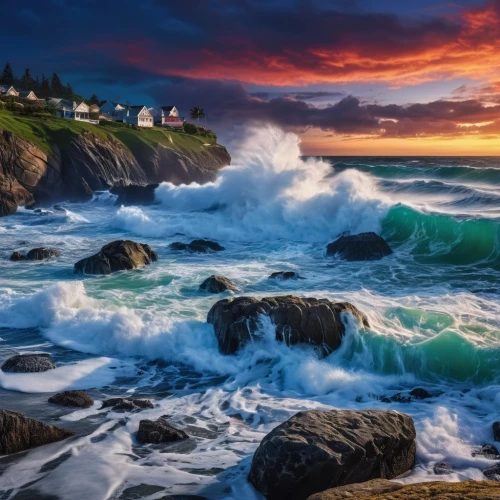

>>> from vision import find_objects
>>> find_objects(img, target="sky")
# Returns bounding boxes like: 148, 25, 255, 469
1, 0, 500, 155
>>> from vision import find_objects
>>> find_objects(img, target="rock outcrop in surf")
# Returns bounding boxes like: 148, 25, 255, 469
248, 409, 416, 500
200, 275, 238, 293
170, 239, 225, 253
326, 232, 392, 261
73, 240, 158, 275
10, 247, 61, 261
1, 353, 56, 373
48, 391, 94, 408
137, 419, 189, 443
207, 295, 369, 355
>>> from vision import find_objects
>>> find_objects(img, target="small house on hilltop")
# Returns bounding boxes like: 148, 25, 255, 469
157, 105, 182, 128
99, 100, 126, 120
18, 90, 38, 100
49, 98, 98, 124
0, 84, 19, 97
123, 105, 153, 127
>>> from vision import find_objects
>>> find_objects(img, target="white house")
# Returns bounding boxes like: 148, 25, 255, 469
18, 90, 38, 100
123, 105, 154, 127
0, 84, 19, 97
158, 105, 182, 127
99, 101, 126, 120
49, 98, 98, 124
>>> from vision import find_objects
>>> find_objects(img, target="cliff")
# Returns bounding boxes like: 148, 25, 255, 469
0, 111, 231, 216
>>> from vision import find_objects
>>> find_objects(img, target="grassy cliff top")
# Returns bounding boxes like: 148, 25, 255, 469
0, 110, 220, 156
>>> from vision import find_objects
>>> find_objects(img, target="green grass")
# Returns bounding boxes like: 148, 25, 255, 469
0, 110, 220, 156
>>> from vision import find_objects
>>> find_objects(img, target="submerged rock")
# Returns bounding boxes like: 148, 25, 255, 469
111, 183, 159, 206
9, 247, 60, 261
207, 295, 369, 355
170, 239, 225, 253
268, 271, 304, 280
48, 391, 94, 408
9, 251, 26, 261
409, 387, 432, 399
0, 409, 74, 455
494, 422, 500, 442
483, 463, 500, 482
199, 275, 238, 293
137, 418, 189, 444
326, 232, 392, 261
101, 398, 154, 411
473, 444, 500, 459
1, 353, 56, 373
433, 461, 453, 475
248, 409, 416, 500
74, 240, 158, 275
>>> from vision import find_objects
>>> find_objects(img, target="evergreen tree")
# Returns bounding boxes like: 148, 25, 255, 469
50, 73, 64, 97
39, 75, 50, 98
35, 75, 40, 90
89, 93, 99, 105
0, 62, 14, 84
64, 82, 74, 99
20, 68, 35, 90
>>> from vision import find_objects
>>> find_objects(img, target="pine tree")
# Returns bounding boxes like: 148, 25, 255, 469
64, 83, 74, 99
39, 75, 50, 98
50, 73, 64, 97
0, 62, 14, 84
20, 68, 35, 90
89, 93, 99, 105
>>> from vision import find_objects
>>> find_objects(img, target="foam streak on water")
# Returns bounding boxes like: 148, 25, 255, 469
0, 126, 499, 499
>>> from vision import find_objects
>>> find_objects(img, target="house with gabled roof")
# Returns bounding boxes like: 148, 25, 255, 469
157, 105, 182, 128
99, 100, 126, 120
0, 84, 19, 97
49, 98, 98, 124
123, 105, 153, 127
18, 90, 38, 100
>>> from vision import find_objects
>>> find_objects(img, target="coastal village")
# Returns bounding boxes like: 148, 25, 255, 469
0, 82, 182, 128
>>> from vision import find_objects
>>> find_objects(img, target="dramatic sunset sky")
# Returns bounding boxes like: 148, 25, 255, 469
2, 0, 500, 155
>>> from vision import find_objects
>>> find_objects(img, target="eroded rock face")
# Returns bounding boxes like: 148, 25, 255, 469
0, 173, 34, 217
248, 409, 416, 500
326, 232, 392, 261
137, 419, 189, 444
74, 240, 158, 275
0, 409, 74, 455
170, 239, 225, 253
101, 398, 154, 411
269, 271, 304, 280
199, 275, 238, 293
48, 391, 94, 408
207, 295, 369, 355
1, 353, 56, 373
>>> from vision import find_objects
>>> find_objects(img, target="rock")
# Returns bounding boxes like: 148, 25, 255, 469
306, 479, 403, 500
207, 295, 369, 355
307, 480, 500, 500
473, 444, 500, 459
269, 271, 304, 280
380, 393, 411, 404
483, 463, 500, 481
409, 387, 432, 399
0, 172, 34, 217
10, 251, 27, 261
326, 232, 392, 261
199, 275, 238, 293
494, 422, 500, 442
1, 353, 56, 373
52, 204, 65, 211
0, 409, 74, 455
48, 391, 94, 408
137, 418, 189, 444
433, 461, 453, 475
248, 409, 416, 500
26, 247, 61, 260
170, 239, 225, 253
111, 183, 159, 206
101, 398, 154, 411
74, 240, 158, 275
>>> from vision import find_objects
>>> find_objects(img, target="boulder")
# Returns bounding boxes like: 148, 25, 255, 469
137, 418, 189, 444
248, 409, 416, 500
494, 422, 500, 442
26, 247, 61, 260
170, 239, 225, 253
74, 240, 158, 275
433, 461, 453, 475
111, 183, 159, 206
306, 480, 500, 500
199, 275, 238, 293
207, 295, 369, 355
483, 463, 500, 482
409, 387, 432, 400
101, 398, 154, 411
1, 353, 56, 373
9, 251, 27, 261
326, 232, 392, 261
472, 444, 500, 459
48, 391, 94, 408
0, 409, 74, 455
269, 271, 304, 280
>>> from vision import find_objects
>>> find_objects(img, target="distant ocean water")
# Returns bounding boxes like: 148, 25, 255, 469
0, 127, 499, 498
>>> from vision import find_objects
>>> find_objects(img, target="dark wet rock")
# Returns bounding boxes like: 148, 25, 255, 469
1, 353, 56, 373
248, 409, 416, 500
74, 240, 158, 275
101, 398, 154, 411
26, 247, 61, 260
111, 184, 159, 207
170, 239, 225, 253
380, 393, 411, 404
307, 479, 500, 499
199, 275, 238, 293
409, 387, 432, 400
269, 271, 304, 280
52, 204, 65, 211
0, 173, 34, 217
0, 409, 74, 455
473, 444, 500, 459
118, 484, 166, 500
326, 232, 392, 261
208, 295, 369, 355
9, 251, 27, 261
48, 391, 94, 408
307, 479, 403, 499
494, 422, 500, 442
433, 461, 453, 475
483, 463, 500, 481
137, 418, 189, 444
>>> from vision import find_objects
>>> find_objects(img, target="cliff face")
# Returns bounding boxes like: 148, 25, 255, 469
0, 128, 231, 213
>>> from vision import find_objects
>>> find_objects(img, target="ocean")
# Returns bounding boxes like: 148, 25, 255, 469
0, 127, 499, 499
